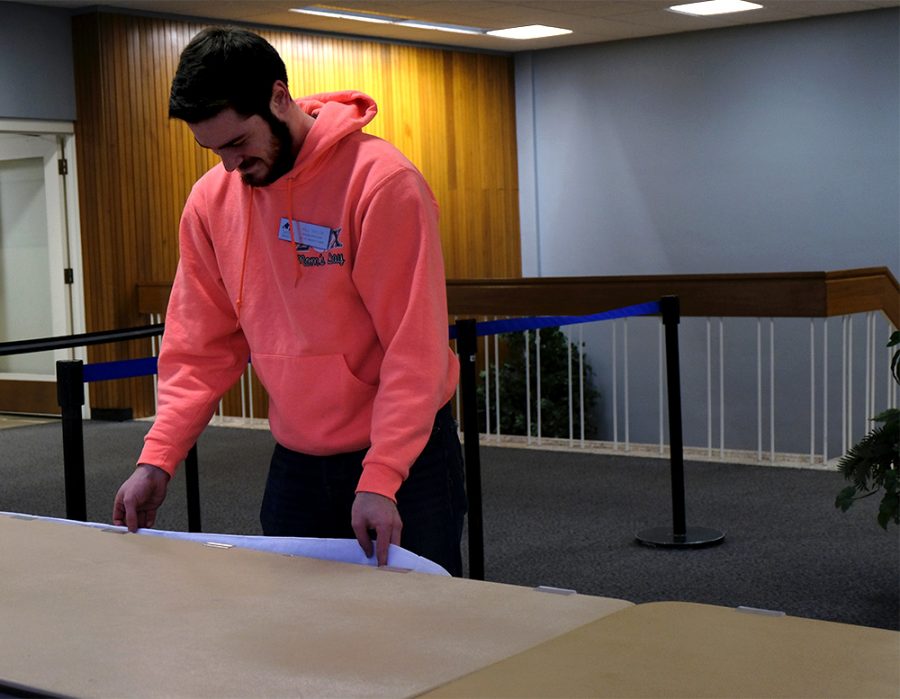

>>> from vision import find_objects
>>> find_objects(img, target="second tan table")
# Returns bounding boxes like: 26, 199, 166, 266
421, 600, 900, 698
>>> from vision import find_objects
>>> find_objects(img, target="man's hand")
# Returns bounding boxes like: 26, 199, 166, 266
351, 492, 402, 567
112, 464, 171, 532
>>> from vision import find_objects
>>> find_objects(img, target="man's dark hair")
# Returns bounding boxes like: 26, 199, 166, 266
169, 27, 288, 123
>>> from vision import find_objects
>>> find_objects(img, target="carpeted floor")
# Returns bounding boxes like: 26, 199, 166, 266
1, 419, 897, 631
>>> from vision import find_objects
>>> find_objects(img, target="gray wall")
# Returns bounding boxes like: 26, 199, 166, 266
516, 8, 899, 279
0, 2, 76, 121
515, 9, 899, 455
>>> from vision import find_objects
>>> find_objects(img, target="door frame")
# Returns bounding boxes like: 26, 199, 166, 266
0, 118, 88, 415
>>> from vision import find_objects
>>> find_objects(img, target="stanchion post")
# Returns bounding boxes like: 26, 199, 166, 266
184, 444, 202, 533
661, 295, 687, 539
456, 318, 485, 580
56, 360, 87, 522
635, 296, 725, 548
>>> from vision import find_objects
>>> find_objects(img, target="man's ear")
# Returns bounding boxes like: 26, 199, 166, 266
270, 80, 292, 117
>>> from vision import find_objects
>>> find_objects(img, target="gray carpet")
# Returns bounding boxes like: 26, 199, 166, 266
1, 420, 897, 631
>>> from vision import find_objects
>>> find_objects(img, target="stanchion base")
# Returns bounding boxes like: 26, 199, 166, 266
635, 526, 725, 548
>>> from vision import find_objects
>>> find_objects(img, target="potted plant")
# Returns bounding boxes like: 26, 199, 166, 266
835, 330, 900, 529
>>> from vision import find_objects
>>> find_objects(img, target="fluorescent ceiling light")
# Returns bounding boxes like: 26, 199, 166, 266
291, 7, 571, 41
396, 20, 483, 36
486, 25, 573, 40
290, 7, 392, 24
669, 0, 763, 16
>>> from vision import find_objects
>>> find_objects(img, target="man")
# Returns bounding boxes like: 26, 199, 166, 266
113, 27, 466, 575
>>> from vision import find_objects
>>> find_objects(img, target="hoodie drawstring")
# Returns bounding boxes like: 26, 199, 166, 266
289, 176, 301, 287
235, 176, 301, 327
235, 187, 254, 327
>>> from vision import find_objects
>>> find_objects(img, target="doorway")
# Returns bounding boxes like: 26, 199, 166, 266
0, 125, 85, 415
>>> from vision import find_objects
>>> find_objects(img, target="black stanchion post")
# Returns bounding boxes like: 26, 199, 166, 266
56, 360, 87, 522
456, 318, 485, 580
184, 444, 202, 533
636, 296, 725, 548
662, 295, 687, 539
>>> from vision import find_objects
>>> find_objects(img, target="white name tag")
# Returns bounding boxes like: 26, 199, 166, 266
277, 218, 335, 252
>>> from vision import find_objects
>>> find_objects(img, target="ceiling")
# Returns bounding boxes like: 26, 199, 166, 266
20, 0, 900, 52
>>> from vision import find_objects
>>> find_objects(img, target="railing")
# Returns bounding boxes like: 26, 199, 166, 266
136, 267, 898, 467
445, 268, 899, 466
444, 268, 899, 326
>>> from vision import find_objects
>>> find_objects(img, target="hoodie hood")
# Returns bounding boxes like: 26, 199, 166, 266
285, 91, 378, 184
231, 91, 378, 304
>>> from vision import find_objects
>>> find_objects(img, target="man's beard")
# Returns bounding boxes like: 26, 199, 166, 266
240, 113, 296, 187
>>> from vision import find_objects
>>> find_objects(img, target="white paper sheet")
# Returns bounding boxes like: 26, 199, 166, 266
0, 512, 450, 576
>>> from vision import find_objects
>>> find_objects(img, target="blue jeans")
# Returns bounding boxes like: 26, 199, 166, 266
260, 403, 467, 576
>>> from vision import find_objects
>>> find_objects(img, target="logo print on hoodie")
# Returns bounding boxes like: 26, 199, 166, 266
277, 217, 345, 267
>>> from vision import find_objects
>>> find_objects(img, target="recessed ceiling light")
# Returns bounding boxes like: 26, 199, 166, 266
486, 25, 573, 40
669, 0, 763, 16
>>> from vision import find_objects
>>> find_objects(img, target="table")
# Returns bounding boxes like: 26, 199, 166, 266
421, 600, 900, 698
0, 514, 631, 698
4, 514, 897, 698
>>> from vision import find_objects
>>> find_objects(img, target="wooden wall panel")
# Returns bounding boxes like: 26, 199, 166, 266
71, 12, 520, 418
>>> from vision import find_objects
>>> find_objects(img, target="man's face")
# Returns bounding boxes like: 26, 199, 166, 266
189, 107, 294, 186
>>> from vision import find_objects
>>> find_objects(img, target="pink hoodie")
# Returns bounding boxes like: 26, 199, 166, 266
139, 91, 459, 501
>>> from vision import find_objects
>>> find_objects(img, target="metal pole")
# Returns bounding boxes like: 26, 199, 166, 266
1, 324, 164, 356
636, 297, 725, 548
56, 360, 87, 522
184, 444, 202, 533
662, 296, 687, 538
456, 318, 484, 580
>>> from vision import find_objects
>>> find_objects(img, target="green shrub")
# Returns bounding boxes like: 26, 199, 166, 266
476, 327, 599, 439
835, 330, 900, 529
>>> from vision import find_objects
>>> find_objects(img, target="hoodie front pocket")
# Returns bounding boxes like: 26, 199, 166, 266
250, 353, 377, 448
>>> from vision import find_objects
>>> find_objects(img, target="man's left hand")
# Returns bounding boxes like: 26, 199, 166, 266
351, 492, 402, 567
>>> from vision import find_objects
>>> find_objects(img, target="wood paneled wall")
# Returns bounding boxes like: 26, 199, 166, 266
72, 11, 520, 417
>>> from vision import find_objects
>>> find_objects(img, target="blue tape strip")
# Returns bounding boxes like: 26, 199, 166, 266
448, 300, 660, 340
82, 356, 158, 383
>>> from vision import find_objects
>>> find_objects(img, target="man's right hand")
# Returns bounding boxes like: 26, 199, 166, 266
112, 464, 171, 532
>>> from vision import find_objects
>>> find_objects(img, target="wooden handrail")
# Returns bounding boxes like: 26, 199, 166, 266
137, 267, 899, 328
448, 267, 899, 328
